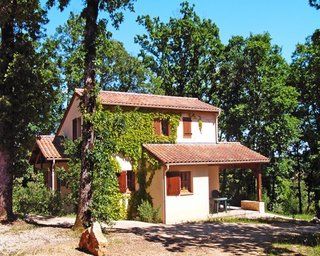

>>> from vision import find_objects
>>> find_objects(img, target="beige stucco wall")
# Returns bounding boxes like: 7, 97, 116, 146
176, 112, 217, 143
164, 165, 211, 224
58, 96, 82, 139
58, 98, 218, 144
148, 168, 164, 221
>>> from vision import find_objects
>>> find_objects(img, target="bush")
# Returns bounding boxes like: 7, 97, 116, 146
13, 171, 66, 216
137, 200, 160, 223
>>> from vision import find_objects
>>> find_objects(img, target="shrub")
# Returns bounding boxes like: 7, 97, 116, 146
13, 171, 66, 216
137, 200, 160, 223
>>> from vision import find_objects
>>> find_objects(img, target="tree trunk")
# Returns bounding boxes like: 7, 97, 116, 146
315, 188, 320, 219
0, 0, 16, 222
297, 165, 303, 214
0, 151, 14, 221
73, 0, 99, 230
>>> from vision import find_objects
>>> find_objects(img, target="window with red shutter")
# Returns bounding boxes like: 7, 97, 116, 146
154, 118, 170, 136
167, 172, 181, 196
118, 171, 127, 193
167, 171, 192, 195
183, 117, 192, 138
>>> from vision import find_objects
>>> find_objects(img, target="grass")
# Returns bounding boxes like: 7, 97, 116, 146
265, 210, 315, 221
268, 243, 320, 256
267, 232, 320, 256
1, 220, 36, 235
205, 216, 316, 227
289, 213, 314, 221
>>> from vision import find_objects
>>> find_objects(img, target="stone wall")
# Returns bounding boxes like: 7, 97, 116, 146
241, 200, 265, 213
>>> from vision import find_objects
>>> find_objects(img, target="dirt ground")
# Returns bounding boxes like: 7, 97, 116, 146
0, 219, 319, 256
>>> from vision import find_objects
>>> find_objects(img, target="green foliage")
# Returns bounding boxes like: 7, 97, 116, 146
48, 13, 157, 100
220, 169, 256, 206
217, 33, 300, 209
135, 1, 223, 98
13, 168, 65, 216
0, 0, 63, 175
290, 29, 320, 217
309, 0, 320, 9
137, 200, 161, 223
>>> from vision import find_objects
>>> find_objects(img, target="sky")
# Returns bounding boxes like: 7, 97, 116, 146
43, 0, 320, 62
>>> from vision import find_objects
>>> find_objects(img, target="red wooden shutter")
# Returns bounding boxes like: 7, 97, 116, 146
154, 119, 161, 135
72, 118, 77, 140
183, 117, 192, 138
77, 117, 81, 138
118, 171, 127, 193
167, 172, 181, 196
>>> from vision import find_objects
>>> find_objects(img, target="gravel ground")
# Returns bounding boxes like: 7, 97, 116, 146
0, 219, 319, 256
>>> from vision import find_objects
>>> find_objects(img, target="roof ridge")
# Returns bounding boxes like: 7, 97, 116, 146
100, 90, 199, 101
38, 135, 55, 138
75, 87, 201, 100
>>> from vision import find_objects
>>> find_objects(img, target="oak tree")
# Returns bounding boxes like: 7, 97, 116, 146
0, 0, 61, 221
47, 0, 136, 229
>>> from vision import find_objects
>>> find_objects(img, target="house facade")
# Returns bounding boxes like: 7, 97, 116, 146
30, 89, 269, 224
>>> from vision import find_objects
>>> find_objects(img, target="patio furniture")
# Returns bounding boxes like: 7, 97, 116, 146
211, 190, 229, 213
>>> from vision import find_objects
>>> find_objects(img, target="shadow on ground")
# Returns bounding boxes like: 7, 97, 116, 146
114, 220, 320, 255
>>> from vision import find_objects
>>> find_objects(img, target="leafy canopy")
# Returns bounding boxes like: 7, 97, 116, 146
48, 13, 156, 99
135, 1, 223, 98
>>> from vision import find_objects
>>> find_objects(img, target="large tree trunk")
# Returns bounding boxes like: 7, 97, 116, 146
0, 151, 13, 221
0, 0, 16, 222
73, 0, 99, 230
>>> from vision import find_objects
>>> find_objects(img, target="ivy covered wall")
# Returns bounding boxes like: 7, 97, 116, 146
61, 105, 181, 221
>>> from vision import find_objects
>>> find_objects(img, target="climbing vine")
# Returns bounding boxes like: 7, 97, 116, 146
60, 104, 180, 222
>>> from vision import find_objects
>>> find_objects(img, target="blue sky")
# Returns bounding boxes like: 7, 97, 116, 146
44, 0, 320, 61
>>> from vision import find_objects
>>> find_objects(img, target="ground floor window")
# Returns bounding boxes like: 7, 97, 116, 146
167, 171, 192, 196
118, 171, 135, 193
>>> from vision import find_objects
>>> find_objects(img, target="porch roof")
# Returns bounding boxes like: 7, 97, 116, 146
30, 135, 67, 163
143, 143, 269, 166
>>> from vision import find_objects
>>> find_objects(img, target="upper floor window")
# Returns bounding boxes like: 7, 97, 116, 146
182, 117, 192, 138
72, 117, 81, 140
154, 118, 170, 136
167, 171, 192, 196
118, 171, 135, 193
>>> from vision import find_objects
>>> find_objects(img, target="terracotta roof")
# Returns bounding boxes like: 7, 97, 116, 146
75, 88, 220, 113
35, 135, 66, 160
143, 143, 269, 165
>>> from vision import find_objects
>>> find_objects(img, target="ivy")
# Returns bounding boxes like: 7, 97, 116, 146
61, 104, 180, 222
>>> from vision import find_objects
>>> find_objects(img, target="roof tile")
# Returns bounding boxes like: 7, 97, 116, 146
75, 88, 220, 112
143, 143, 269, 165
36, 135, 65, 160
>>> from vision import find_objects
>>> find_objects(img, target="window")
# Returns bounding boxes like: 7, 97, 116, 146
183, 117, 192, 138
154, 118, 170, 136
161, 119, 170, 136
118, 171, 135, 193
167, 171, 192, 196
72, 117, 81, 140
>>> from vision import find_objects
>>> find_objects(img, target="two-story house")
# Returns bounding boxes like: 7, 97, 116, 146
30, 89, 269, 224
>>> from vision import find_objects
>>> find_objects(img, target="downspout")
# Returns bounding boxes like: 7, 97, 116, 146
51, 158, 56, 191
216, 109, 221, 143
163, 163, 170, 224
